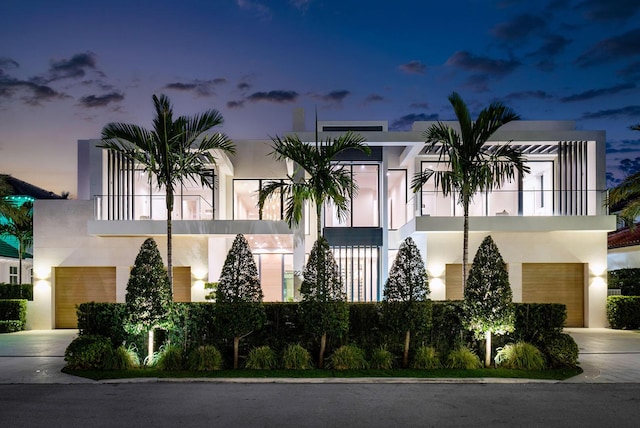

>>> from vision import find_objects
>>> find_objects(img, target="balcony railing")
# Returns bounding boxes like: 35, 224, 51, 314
407, 189, 606, 220
94, 195, 214, 221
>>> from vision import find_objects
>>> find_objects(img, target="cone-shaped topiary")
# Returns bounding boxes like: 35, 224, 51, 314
215, 234, 266, 368
124, 237, 172, 363
463, 235, 514, 368
299, 237, 349, 368
383, 237, 430, 368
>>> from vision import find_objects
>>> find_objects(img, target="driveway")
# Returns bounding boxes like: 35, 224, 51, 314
1, 328, 639, 383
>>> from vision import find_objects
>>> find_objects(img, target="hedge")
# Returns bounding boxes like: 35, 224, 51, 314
76, 301, 570, 366
0, 299, 27, 333
607, 296, 640, 329
0, 283, 33, 300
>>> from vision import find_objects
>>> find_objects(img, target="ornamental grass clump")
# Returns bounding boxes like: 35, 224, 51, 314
412, 345, 441, 369
495, 342, 546, 370
104, 344, 139, 370
369, 346, 394, 370
329, 345, 368, 370
155, 345, 184, 371
282, 344, 313, 370
445, 346, 482, 369
187, 345, 223, 371
245, 346, 277, 370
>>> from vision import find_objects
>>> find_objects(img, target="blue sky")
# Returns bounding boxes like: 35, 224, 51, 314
1, 0, 639, 196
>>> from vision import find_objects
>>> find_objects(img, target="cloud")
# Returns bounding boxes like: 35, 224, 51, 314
490, 13, 547, 44
446, 51, 520, 76
164, 78, 227, 96
247, 90, 299, 103
36, 52, 101, 84
0, 57, 19, 74
527, 34, 572, 71
398, 61, 426, 75
607, 138, 640, 154
503, 90, 553, 101
312, 89, 351, 104
560, 83, 636, 102
617, 61, 640, 79
237, 81, 252, 91
409, 102, 429, 109
390, 113, 439, 131
226, 100, 245, 109
575, 28, 640, 67
365, 94, 384, 103
0, 77, 68, 105
78, 92, 124, 108
575, 0, 640, 22
289, 0, 312, 12
236, 0, 272, 19
581, 105, 640, 120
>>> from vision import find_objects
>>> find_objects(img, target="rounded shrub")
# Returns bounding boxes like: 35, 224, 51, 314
329, 345, 368, 370
445, 346, 482, 369
543, 333, 579, 368
155, 345, 184, 371
369, 346, 394, 370
187, 345, 223, 371
412, 345, 441, 369
282, 344, 313, 370
245, 346, 278, 370
495, 342, 546, 370
104, 345, 139, 370
64, 335, 114, 370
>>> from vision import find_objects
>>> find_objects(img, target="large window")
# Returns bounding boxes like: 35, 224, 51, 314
388, 169, 407, 229
233, 179, 284, 220
325, 164, 379, 227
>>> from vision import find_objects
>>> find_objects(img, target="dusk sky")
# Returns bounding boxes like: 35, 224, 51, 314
1, 0, 639, 197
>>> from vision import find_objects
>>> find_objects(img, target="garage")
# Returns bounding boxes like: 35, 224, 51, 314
522, 263, 585, 327
55, 267, 116, 328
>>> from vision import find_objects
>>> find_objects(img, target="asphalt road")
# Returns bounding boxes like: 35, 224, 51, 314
1, 382, 639, 427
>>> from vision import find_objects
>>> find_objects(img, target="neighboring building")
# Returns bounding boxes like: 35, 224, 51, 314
608, 226, 640, 270
32, 109, 615, 329
1, 176, 63, 285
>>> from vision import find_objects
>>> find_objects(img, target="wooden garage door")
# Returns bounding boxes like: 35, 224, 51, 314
55, 267, 116, 328
445, 264, 465, 300
522, 263, 584, 327
172, 266, 191, 303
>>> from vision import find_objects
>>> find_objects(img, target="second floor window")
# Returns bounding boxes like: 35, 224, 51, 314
233, 179, 284, 220
325, 164, 379, 228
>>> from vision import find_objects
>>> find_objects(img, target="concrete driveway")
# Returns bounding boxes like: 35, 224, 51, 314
1, 328, 639, 383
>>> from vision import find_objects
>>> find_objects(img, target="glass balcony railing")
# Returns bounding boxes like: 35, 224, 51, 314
94, 195, 215, 221
411, 189, 606, 218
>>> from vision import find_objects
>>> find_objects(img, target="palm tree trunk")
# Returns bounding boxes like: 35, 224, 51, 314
233, 336, 240, 369
462, 205, 469, 290
403, 329, 411, 368
18, 240, 23, 298
316, 203, 322, 238
485, 330, 492, 368
318, 332, 327, 369
167, 211, 173, 296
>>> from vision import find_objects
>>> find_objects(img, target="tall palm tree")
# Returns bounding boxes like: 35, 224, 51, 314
0, 174, 15, 218
101, 94, 235, 290
0, 202, 33, 290
258, 128, 371, 237
411, 92, 529, 288
608, 123, 640, 224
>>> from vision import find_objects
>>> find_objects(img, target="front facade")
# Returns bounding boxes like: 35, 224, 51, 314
31, 110, 615, 329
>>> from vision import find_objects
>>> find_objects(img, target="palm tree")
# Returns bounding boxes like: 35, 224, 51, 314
0, 202, 33, 290
258, 128, 371, 237
0, 174, 15, 218
411, 92, 529, 288
101, 94, 235, 290
608, 123, 640, 224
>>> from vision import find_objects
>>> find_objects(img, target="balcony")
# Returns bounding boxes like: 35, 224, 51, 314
94, 194, 214, 221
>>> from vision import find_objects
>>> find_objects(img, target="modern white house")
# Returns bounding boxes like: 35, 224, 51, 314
31, 109, 616, 329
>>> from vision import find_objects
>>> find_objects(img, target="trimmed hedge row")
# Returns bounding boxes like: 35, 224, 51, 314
608, 269, 640, 296
607, 296, 640, 329
0, 299, 27, 333
0, 283, 33, 301
77, 300, 570, 366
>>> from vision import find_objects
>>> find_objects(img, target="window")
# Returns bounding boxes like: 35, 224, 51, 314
331, 245, 380, 302
325, 164, 379, 227
9, 266, 18, 285
233, 179, 284, 220
387, 170, 407, 229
